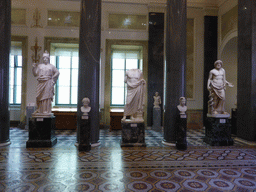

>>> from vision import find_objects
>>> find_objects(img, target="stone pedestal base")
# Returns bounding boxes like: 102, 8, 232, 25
204, 115, 234, 146
121, 121, 146, 147
176, 115, 187, 150
78, 116, 91, 151
152, 107, 161, 131
26, 117, 57, 148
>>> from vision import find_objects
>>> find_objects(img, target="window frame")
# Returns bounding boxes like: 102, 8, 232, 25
54, 50, 78, 106
110, 49, 141, 107
9, 54, 23, 105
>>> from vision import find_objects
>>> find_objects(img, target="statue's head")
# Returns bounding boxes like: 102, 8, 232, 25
42, 51, 50, 64
179, 97, 186, 106
214, 60, 223, 68
82, 97, 90, 107
155, 92, 159, 96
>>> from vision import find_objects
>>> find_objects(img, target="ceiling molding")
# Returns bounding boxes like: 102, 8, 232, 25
62, 0, 220, 9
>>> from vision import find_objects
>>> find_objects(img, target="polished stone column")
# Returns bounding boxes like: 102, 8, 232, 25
237, 0, 256, 141
77, 0, 101, 145
0, 0, 11, 146
147, 12, 164, 127
163, 0, 187, 144
203, 16, 218, 126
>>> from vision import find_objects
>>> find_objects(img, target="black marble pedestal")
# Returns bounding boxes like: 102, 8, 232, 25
26, 117, 57, 148
121, 122, 146, 147
204, 115, 234, 146
176, 114, 187, 150
231, 108, 237, 135
78, 116, 91, 151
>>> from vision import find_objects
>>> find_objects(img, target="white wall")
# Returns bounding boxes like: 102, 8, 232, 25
220, 37, 237, 114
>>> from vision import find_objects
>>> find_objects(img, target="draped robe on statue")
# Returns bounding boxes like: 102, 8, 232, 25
33, 64, 59, 114
209, 79, 225, 113
123, 69, 146, 120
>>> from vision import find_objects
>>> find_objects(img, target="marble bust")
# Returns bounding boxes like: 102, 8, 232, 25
177, 97, 187, 115
153, 92, 161, 108
207, 60, 233, 115
32, 51, 60, 117
81, 97, 91, 116
122, 69, 146, 122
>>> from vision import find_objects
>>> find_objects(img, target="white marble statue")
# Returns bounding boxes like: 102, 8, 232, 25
122, 69, 146, 122
32, 51, 60, 117
177, 97, 187, 115
207, 60, 233, 115
153, 92, 161, 108
81, 97, 91, 116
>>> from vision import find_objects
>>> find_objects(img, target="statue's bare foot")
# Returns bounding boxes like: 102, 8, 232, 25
213, 110, 218, 114
121, 116, 126, 121
222, 111, 228, 115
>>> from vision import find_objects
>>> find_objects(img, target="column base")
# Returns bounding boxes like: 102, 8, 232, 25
26, 116, 57, 148
0, 141, 11, 147
121, 121, 146, 147
204, 116, 234, 146
162, 140, 176, 146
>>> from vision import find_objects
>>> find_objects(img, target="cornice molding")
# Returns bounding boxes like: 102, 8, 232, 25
62, 0, 220, 9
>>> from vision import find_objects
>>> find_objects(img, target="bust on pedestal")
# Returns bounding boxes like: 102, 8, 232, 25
27, 51, 60, 148
121, 69, 146, 147
152, 92, 162, 131
78, 97, 91, 151
204, 60, 234, 146
176, 97, 187, 150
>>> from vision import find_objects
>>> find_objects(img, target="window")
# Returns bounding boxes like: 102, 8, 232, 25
50, 45, 79, 105
9, 42, 22, 105
111, 47, 142, 106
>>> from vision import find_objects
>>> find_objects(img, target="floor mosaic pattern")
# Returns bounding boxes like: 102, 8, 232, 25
0, 127, 256, 191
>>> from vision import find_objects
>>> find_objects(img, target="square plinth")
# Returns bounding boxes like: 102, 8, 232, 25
78, 117, 91, 151
26, 116, 57, 148
204, 116, 234, 146
121, 122, 146, 147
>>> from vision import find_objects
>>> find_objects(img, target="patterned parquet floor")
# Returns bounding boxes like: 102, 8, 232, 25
0, 127, 256, 191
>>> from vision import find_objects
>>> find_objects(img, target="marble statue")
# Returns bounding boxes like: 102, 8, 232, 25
81, 97, 91, 116
122, 69, 146, 122
153, 92, 161, 108
32, 51, 60, 117
177, 97, 187, 115
207, 60, 233, 115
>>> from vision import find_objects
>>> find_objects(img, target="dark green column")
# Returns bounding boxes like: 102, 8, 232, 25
163, 0, 187, 144
147, 12, 164, 126
237, 0, 256, 141
0, 0, 11, 146
77, 0, 101, 145
203, 16, 218, 126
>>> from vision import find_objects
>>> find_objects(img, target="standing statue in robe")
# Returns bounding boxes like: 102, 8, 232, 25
122, 69, 146, 122
153, 92, 161, 108
207, 60, 233, 115
32, 51, 60, 116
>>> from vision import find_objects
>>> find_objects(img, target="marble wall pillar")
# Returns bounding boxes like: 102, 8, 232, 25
237, 0, 256, 141
77, 0, 101, 145
163, 0, 187, 144
0, 0, 11, 146
203, 16, 218, 125
147, 12, 164, 127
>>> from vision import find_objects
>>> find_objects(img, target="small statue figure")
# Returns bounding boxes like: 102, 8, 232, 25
153, 92, 161, 108
177, 97, 187, 115
122, 69, 146, 122
81, 97, 91, 116
32, 51, 60, 116
207, 60, 233, 115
